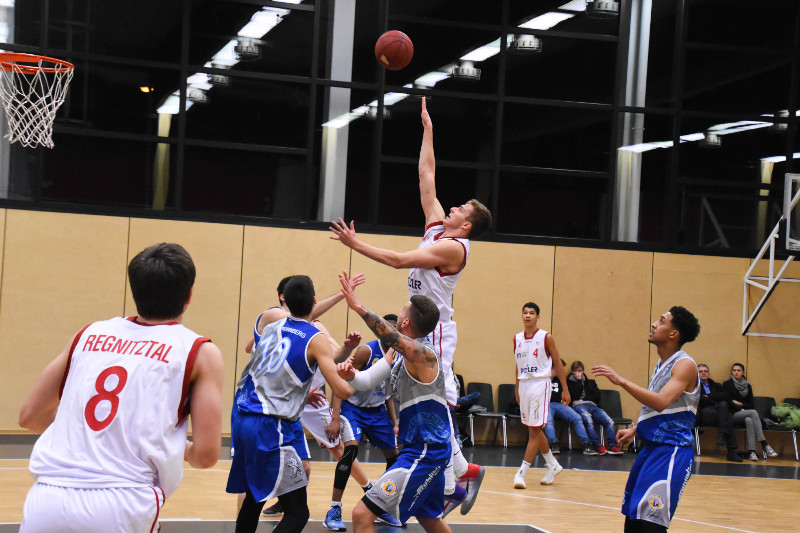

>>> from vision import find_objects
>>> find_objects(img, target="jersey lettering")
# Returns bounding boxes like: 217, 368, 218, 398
84, 366, 128, 431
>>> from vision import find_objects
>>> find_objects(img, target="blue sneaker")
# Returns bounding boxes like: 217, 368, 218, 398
376, 511, 402, 527
458, 463, 485, 515
324, 505, 346, 532
441, 484, 466, 517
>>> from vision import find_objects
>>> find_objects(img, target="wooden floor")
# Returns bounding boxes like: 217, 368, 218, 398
2, 451, 798, 533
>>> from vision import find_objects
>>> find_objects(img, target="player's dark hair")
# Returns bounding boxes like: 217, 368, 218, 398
408, 295, 440, 337
128, 243, 195, 320
283, 275, 315, 317
277, 275, 296, 304
466, 199, 492, 238
669, 306, 700, 346
383, 313, 398, 323
522, 302, 540, 314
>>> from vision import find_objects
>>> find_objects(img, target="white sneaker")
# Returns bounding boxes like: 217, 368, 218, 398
540, 462, 563, 485
513, 472, 526, 489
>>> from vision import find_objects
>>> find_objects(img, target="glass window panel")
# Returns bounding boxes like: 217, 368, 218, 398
683, 52, 792, 115
34, 135, 167, 209
13, 0, 184, 62
381, 95, 497, 163
53, 60, 180, 136
190, 1, 314, 78
497, 171, 607, 239
643, 3, 677, 108
504, 36, 616, 103
183, 75, 309, 146
390, 0, 504, 27
687, 0, 798, 50
677, 186, 757, 250
181, 146, 307, 218
502, 103, 612, 171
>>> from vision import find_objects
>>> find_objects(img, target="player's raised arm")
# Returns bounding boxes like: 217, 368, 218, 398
419, 97, 445, 226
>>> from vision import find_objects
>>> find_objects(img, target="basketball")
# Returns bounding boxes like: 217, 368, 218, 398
375, 30, 414, 71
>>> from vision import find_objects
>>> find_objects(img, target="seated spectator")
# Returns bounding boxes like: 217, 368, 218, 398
697, 364, 742, 462
544, 359, 594, 455
722, 363, 778, 461
567, 361, 623, 455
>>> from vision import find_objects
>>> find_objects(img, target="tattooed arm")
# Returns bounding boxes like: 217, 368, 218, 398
338, 272, 439, 383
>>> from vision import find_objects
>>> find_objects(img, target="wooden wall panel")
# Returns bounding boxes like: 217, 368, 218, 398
456, 241, 556, 405
553, 247, 654, 423
652, 253, 749, 387
344, 233, 420, 343
127, 218, 244, 434
0, 211, 129, 430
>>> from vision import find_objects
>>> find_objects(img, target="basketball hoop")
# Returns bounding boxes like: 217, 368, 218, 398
0, 53, 74, 149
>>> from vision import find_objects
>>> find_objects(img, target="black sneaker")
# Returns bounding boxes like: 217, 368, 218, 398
582, 443, 599, 456
549, 441, 560, 454
726, 449, 743, 463
262, 501, 283, 516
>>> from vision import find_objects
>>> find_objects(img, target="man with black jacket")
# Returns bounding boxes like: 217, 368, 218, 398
697, 364, 742, 462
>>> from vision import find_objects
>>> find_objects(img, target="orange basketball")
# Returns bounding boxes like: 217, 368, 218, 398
375, 30, 414, 71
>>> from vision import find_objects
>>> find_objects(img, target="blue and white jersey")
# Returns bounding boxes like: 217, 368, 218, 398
637, 350, 700, 446
390, 338, 451, 446
235, 315, 321, 421
347, 340, 391, 409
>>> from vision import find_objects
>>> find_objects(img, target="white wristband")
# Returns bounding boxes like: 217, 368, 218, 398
349, 358, 391, 390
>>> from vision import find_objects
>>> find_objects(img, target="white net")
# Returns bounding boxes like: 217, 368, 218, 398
0, 53, 74, 149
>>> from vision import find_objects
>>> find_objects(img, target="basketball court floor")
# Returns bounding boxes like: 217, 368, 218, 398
1, 435, 798, 533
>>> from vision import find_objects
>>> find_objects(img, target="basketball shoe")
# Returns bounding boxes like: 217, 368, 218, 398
458, 463, 485, 515
442, 484, 467, 517
540, 462, 563, 485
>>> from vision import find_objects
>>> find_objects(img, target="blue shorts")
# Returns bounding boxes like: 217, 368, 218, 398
622, 442, 694, 528
340, 401, 396, 450
226, 410, 308, 501
364, 442, 451, 524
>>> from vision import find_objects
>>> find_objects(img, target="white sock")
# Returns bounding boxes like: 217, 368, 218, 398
331, 501, 341, 508
543, 451, 557, 467
444, 459, 456, 494
517, 460, 530, 477
451, 435, 469, 478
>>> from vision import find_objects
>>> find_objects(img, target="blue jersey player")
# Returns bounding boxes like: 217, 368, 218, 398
335, 271, 453, 533
226, 275, 355, 533
592, 306, 700, 533
324, 314, 401, 531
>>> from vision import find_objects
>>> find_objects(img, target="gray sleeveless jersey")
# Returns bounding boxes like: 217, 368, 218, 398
390, 338, 451, 445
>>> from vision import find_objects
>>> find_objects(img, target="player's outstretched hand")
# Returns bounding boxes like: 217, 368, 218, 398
591, 364, 623, 386
306, 386, 327, 408
421, 97, 432, 130
337, 360, 357, 381
338, 271, 364, 313
329, 218, 358, 249
348, 272, 366, 290
344, 331, 362, 350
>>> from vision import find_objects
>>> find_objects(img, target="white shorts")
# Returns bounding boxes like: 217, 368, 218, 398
519, 378, 551, 427
300, 401, 340, 448
21, 482, 164, 533
430, 320, 459, 405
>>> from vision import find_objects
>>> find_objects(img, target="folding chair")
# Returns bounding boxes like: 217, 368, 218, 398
466, 382, 507, 447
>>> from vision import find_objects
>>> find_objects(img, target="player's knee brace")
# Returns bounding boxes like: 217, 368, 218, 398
333, 444, 359, 490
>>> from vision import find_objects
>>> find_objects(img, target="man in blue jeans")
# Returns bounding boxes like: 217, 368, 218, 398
567, 360, 624, 455
544, 359, 596, 455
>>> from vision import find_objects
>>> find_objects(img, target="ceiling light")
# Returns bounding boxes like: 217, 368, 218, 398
699, 131, 721, 149
509, 34, 542, 53
460, 39, 501, 62
235, 38, 262, 61
452, 61, 481, 80
139, 86, 154, 93
238, 8, 288, 39
186, 86, 209, 105
519, 12, 574, 30
586, 0, 619, 18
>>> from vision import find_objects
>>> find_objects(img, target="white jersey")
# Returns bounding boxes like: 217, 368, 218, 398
29, 317, 208, 498
407, 221, 469, 324
514, 329, 552, 380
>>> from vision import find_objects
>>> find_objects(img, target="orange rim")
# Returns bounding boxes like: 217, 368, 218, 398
0, 52, 74, 74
